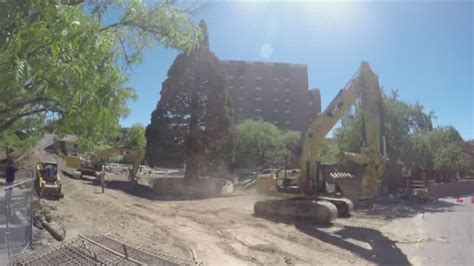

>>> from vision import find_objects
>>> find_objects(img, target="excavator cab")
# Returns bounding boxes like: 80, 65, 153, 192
275, 169, 300, 194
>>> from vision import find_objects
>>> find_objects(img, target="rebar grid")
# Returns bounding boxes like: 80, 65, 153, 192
103, 233, 196, 265
11, 233, 197, 265
89, 235, 188, 266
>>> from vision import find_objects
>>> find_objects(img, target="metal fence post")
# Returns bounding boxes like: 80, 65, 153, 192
5, 183, 11, 262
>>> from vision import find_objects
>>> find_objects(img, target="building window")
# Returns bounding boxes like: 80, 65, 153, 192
238, 62, 245, 76
273, 98, 279, 102
284, 99, 290, 103
273, 109, 279, 112
256, 87, 262, 91
273, 63, 290, 78
255, 97, 263, 101
285, 88, 290, 92
273, 88, 279, 91
239, 96, 244, 100
284, 110, 290, 114
240, 86, 244, 90
239, 75, 244, 79
285, 121, 290, 125
256, 78, 263, 87
255, 108, 262, 113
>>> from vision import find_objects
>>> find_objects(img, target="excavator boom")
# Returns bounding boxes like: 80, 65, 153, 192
299, 61, 385, 197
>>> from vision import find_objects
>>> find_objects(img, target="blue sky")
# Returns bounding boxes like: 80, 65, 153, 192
121, 1, 473, 139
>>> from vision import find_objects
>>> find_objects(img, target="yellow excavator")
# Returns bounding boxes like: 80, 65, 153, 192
254, 62, 386, 224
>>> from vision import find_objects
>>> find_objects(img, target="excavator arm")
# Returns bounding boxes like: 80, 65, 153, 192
299, 62, 385, 197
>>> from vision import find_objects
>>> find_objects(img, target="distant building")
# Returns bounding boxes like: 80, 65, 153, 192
39, 134, 79, 155
220, 60, 321, 132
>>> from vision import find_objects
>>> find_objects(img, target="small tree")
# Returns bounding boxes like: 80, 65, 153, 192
269, 130, 300, 167
110, 123, 146, 148
233, 120, 301, 169
420, 126, 468, 180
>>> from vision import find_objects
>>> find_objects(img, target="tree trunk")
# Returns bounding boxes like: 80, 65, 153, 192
184, 89, 200, 182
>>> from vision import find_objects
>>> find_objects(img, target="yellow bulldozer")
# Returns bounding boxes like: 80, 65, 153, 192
254, 62, 386, 224
35, 161, 63, 199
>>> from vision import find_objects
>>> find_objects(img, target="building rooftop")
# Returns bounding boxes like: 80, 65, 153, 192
220, 59, 307, 68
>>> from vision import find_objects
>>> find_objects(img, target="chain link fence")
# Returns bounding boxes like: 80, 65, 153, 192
0, 170, 35, 264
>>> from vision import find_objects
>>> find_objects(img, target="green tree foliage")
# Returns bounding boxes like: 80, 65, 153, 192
383, 90, 434, 165
125, 123, 146, 148
108, 123, 146, 148
0, 0, 201, 150
410, 126, 471, 174
407, 133, 433, 170
145, 21, 233, 180
233, 120, 301, 168
332, 89, 471, 175
270, 130, 301, 166
319, 142, 339, 165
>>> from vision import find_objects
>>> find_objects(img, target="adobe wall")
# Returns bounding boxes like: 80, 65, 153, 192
427, 180, 474, 198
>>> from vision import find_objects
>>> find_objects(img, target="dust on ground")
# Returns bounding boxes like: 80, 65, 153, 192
32, 152, 461, 266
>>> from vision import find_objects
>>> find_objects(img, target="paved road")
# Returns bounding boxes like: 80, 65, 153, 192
396, 196, 474, 265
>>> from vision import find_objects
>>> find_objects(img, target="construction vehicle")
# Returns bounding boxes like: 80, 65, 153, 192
254, 62, 386, 224
66, 148, 145, 183
35, 161, 63, 199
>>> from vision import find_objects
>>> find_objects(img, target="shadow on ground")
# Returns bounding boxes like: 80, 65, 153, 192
61, 170, 74, 178
363, 198, 457, 220
297, 223, 411, 265
254, 213, 410, 265
85, 180, 219, 201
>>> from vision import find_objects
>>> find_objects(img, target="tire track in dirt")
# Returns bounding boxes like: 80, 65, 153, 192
172, 202, 362, 265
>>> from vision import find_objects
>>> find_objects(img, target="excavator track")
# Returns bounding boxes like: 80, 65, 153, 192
318, 196, 354, 217
254, 198, 338, 225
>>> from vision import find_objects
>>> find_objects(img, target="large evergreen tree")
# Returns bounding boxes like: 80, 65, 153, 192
146, 21, 233, 181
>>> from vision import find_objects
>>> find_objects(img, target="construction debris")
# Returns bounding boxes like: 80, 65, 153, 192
36, 217, 65, 242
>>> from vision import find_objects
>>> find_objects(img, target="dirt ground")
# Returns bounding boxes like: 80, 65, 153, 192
32, 153, 462, 266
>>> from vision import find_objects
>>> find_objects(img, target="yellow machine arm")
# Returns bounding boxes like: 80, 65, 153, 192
299, 62, 385, 197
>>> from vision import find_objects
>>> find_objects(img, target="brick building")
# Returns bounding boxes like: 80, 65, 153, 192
220, 60, 321, 132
